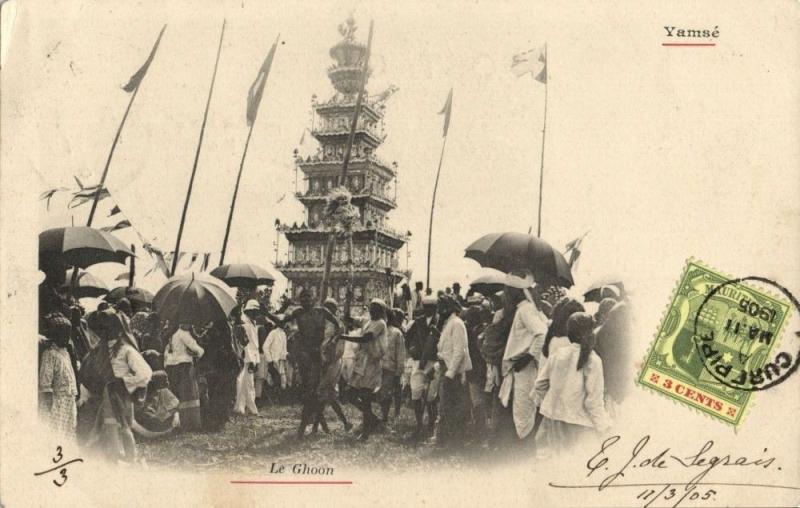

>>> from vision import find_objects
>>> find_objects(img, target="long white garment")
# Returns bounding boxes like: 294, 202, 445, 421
241, 315, 260, 365
532, 344, 611, 431
235, 315, 260, 415
500, 299, 549, 439
234, 365, 258, 415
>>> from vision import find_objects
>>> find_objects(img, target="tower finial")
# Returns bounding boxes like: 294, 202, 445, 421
338, 13, 357, 40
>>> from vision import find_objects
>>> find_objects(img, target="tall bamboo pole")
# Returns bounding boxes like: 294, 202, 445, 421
536, 44, 548, 238
425, 136, 448, 289
319, 21, 374, 307
219, 34, 280, 266
87, 25, 166, 227
219, 124, 254, 266
171, 20, 226, 276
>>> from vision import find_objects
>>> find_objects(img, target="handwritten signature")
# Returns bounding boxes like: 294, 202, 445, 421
586, 435, 777, 491
549, 435, 799, 508
33, 446, 84, 487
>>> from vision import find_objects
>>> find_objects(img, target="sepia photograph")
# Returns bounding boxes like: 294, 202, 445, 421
2, 1, 799, 507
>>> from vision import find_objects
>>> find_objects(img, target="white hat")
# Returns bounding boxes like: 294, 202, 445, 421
370, 298, 387, 308
504, 271, 535, 289
244, 299, 260, 312
324, 297, 338, 307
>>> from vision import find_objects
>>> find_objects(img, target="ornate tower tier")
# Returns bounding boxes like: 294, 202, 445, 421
276, 16, 408, 312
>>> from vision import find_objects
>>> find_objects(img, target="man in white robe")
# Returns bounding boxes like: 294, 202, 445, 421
234, 300, 261, 415
500, 272, 549, 440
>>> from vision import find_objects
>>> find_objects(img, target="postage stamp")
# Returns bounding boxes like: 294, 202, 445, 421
638, 260, 793, 427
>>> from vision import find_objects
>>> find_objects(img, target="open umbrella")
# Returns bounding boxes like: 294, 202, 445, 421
106, 286, 155, 307
209, 262, 276, 288
464, 232, 574, 288
469, 269, 507, 296
583, 279, 625, 303
62, 268, 109, 298
153, 273, 237, 327
40, 226, 133, 268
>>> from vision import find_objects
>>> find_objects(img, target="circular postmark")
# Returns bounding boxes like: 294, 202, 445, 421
692, 276, 800, 392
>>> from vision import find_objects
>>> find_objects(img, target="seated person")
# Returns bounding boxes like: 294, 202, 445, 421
133, 370, 180, 438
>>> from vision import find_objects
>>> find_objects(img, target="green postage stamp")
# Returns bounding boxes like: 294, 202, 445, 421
638, 260, 793, 427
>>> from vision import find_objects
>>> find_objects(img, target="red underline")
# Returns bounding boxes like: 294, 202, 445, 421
231, 480, 353, 485
662, 43, 716, 47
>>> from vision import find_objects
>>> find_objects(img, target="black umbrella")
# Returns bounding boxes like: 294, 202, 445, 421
106, 286, 155, 307
40, 226, 133, 268
61, 268, 109, 298
469, 270, 507, 296
209, 263, 276, 289
153, 273, 237, 327
464, 232, 574, 288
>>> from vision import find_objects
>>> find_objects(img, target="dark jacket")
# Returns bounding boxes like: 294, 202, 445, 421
406, 315, 439, 369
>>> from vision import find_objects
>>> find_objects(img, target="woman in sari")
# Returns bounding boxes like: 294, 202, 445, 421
541, 298, 586, 360
164, 323, 204, 431
533, 312, 611, 456
39, 313, 79, 440
82, 309, 152, 463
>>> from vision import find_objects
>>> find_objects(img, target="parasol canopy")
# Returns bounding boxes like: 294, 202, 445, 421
209, 262, 276, 289
583, 279, 625, 303
62, 268, 109, 298
40, 226, 133, 268
153, 273, 236, 327
468, 269, 507, 297
106, 286, 155, 307
464, 232, 574, 288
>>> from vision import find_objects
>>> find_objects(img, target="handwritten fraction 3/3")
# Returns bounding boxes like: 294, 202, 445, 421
33, 446, 84, 487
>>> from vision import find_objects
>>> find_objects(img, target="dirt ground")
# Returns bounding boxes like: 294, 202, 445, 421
138, 398, 474, 474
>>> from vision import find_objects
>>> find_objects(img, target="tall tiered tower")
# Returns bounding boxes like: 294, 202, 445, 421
276, 17, 408, 312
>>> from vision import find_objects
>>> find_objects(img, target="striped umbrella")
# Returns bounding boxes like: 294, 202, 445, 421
153, 273, 236, 326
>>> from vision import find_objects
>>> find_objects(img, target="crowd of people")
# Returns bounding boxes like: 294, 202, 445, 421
37, 267, 631, 464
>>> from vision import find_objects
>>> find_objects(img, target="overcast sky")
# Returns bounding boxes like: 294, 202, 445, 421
6, 1, 798, 312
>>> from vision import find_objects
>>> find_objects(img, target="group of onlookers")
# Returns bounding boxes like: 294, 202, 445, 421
37, 269, 630, 463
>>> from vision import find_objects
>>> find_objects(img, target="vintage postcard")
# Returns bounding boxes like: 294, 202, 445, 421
1, 1, 798, 507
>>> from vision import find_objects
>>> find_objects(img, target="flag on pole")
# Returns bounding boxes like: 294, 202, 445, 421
564, 230, 589, 268
438, 87, 453, 137
511, 45, 547, 83
164, 251, 186, 270
122, 25, 167, 93
69, 185, 110, 208
100, 219, 132, 233
246, 35, 280, 127
39, 187, 68, 210
187, 252, 199, 269
200, 252, 211, 272
109, 204, 122, 216
143, 242, 171, 277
